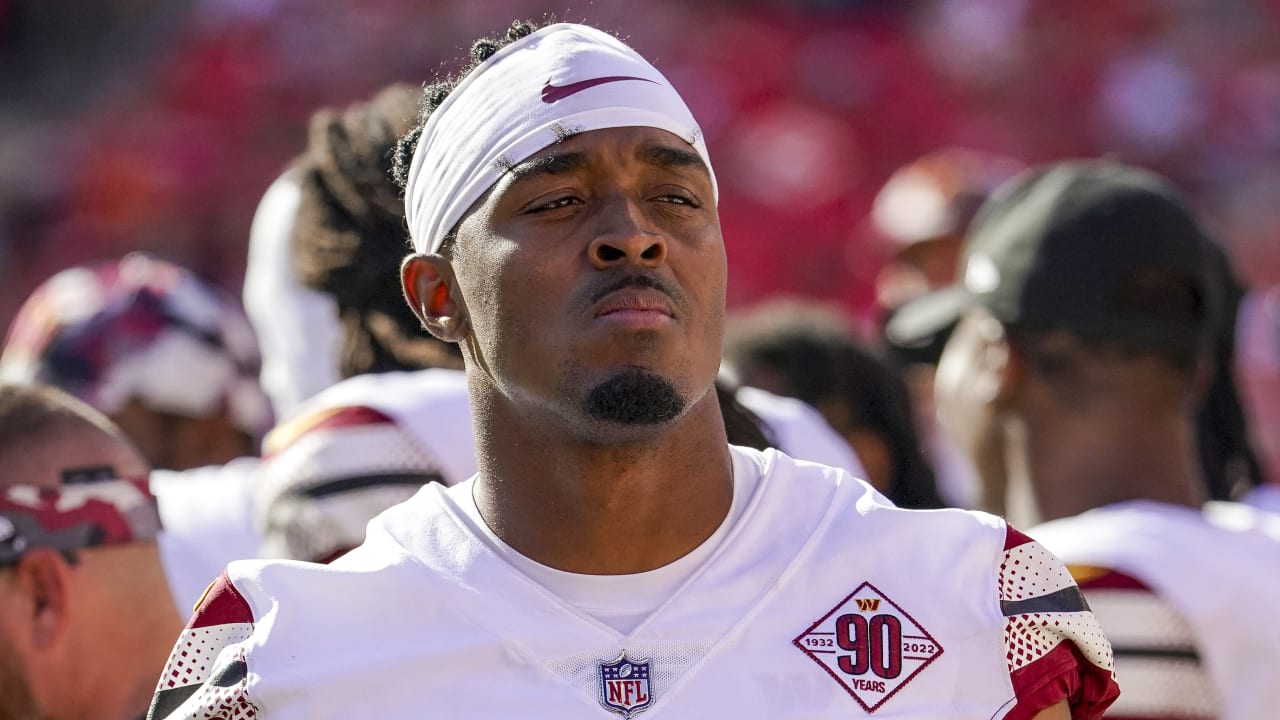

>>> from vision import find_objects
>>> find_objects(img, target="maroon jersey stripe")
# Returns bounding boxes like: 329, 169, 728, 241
188, 571, 254, 629
1004, 525, 1036, 551
1072, 567, 1151, 592
264, 405, 396, 457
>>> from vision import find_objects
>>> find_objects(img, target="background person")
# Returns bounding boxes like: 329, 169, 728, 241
724, 297, 945, 508
870, 147, 1024, 319
0, 253, 270, 607
1236, 284, 1280, 511
239, 85, 472, 562
872, 149, 1025, 509
0, 252, 272, 470
0, 383, 183, 720
242, 168, 346, 420
891, 159, 1280, 719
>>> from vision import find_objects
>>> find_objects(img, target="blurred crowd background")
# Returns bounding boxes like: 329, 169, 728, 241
4, 0, 1280, 329
3, 5, 1280, 716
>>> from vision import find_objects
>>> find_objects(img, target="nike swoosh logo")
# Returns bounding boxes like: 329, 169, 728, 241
541, 76, 657, 103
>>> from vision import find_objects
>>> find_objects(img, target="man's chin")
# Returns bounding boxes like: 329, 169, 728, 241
584, 368, 686, 426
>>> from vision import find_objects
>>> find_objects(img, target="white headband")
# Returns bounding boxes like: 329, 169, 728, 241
404, 23, 717, 254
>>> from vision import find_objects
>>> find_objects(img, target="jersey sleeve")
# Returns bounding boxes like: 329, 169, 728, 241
998, 526, 1120, 720
256, 404, 445, 562
147, 571, 261, 720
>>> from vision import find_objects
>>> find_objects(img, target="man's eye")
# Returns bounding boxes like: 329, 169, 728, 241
533, 197, 578, 212
658, 194, 699, 208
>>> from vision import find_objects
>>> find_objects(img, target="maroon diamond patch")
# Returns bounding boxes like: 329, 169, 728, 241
793, 581, 943, 713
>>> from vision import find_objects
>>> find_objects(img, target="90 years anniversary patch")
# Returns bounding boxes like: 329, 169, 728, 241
793, 581, 944, 712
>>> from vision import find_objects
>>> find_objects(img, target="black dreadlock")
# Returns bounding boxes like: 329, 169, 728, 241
291, 83, 463, 378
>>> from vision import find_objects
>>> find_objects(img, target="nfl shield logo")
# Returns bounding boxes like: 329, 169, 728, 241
598, 651, 654, 718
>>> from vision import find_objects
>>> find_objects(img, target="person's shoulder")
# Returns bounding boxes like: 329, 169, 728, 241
291, 368, 468, 419
261, 384, 447, 477
995, 525, 1120, 719
733, 385, 815, 422
1239, 484, 1280, 515
263, 366, 474, 476
260, 370, 468, 465
745, 450, 1119, 716
1033, 500, 1280, 572
1205, 498, 1280, 543
149, 555, 391, 720
741, 444, 1009, 555
207, 541, 425, 632
733, 387, 867, 477
148, 567, 261, 719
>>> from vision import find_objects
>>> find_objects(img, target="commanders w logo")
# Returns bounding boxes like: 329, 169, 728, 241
854, 598, 881, 612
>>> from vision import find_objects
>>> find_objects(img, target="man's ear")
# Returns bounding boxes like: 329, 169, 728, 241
401, 253, 467, 343
991, 333, 1029, 410
974, 314, 1021, 408
9, 548, 73, 651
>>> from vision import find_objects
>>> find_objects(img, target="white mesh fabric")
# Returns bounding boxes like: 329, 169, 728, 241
1106, 656, 1217, 717
159, 623, 254, 691
261, 484, 423, 561
1002, 610, 1112, 672
1083, 587, 1196, 649
1086, 587, 1217, 717
258, 422, 441, 500
999, 538, 1115, 673
255, 418, 444, 560
999, 540, 1077, 601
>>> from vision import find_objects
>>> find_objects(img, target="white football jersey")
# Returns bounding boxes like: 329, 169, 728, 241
1030, 501, 1280, 720
1241, 484, 1280, 515
152, 456, 262, 612
150, 447, 1117, 719
242, 170, 343, 419
735, 385, 866, 479
254, 369, 474, 561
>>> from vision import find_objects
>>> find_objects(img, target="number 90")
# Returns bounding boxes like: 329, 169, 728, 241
836, 613, 903, 679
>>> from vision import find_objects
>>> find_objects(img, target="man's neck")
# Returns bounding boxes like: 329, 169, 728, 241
1023, 406, 1205, 523
470, 389, 734, 575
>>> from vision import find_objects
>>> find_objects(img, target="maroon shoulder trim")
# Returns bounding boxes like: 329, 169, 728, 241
1004, 525, 1035, 551
1072, 566, 1151, 592
264, 405, 396, 457
188, 570, 254, 629
301, 405, 394, 432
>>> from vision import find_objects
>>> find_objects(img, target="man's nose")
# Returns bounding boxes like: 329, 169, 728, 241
587, 198, 667, 269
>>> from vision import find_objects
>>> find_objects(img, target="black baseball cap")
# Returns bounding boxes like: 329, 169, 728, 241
885, 160, 1218, 353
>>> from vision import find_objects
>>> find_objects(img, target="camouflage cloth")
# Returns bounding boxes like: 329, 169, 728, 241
0, 474, 161, 566
0, 253, 271, 436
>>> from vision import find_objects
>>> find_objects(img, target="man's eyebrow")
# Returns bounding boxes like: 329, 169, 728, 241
639, 145, 709, 176
507, 152, 589, 182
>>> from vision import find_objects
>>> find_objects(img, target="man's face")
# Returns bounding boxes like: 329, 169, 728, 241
110, 401, 255, 471
447, 126, 726, 438
0, 427, 151, 720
